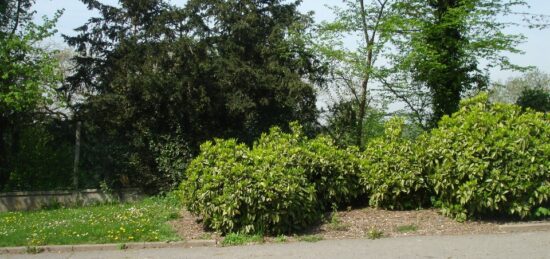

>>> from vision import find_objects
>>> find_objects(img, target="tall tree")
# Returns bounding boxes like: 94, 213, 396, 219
389, 0, 539, 125
65, 0, 325, 191
0, 0, 62, 189
315, 0, 393, 148
182, 0, 325, 141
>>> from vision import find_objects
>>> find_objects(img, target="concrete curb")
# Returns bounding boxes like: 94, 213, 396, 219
499, 222, 550, 233
2, 222, 550, 255
0, 240, 217, 255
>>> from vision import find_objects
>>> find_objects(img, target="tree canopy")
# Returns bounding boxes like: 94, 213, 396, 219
63, 0, 326, 191
0, 0, 63, 190
387, 0, 532, 125
1, 0, 548, 192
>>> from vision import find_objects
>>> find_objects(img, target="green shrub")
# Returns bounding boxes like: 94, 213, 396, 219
360, 117, 430, 210
426, 93, 550, 220
300, 136, 364, 210
181, 123, 364, 234
4, 123, 73, 191
252, 124, 362, 210
180, 138, 319, 234
243, 123, 363, 210
151, 133, 193, 192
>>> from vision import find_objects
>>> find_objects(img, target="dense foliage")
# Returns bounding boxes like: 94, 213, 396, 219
299, 136, 363, 210
61, 0, 325, 191
390, 0, 529, 126
181, 138, 319, 234
181, 123, 363, 234
3, 0, 547, 194
150, 133, 193, 193
360, 117, 430, 210
3, 1, 550, 237
516, 87, 550, 112
254, 124, 364, 210
183, 93, 549, 233
0, 0, 64, 190
2, 122, 74, 191
426, 94, 550, 220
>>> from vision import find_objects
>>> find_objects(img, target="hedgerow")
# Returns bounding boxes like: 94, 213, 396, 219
181, 93, 550, 233
298, 136, 364, 210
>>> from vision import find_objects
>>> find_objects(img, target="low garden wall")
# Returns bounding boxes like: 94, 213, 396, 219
0, 188, 144, 212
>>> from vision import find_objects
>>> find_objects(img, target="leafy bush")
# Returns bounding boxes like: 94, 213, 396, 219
181, 123, 363, 234
360, 117, 430, 209
151, 133, 193, 192
426, 93, 550, 220
180, 138, 319, 234
254, 124, 364, 210
300, 136, 364, 210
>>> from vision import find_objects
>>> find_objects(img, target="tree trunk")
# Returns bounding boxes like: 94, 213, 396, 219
356, 77, 369, 148
356, 0, 370, 148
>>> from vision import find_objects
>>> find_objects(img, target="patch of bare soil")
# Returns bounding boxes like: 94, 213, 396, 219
170, 207, 542, 242
169, 210, 221, 242
303, 208, 502, 240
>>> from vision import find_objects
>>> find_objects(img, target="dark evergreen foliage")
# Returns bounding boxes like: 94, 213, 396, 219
64, 0, 326, 191
516, 87, 550, 112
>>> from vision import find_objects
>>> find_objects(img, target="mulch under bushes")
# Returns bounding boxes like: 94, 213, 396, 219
170, 207, 550, 243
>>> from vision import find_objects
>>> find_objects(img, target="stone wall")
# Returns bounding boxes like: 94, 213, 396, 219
0, 189, 144, 212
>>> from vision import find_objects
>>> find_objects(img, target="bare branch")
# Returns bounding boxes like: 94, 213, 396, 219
10, 0, 23, 36
358, 0, 370, 44
378, 77, 428, 129
330, 70, 361, 103
369, 0, 388, 44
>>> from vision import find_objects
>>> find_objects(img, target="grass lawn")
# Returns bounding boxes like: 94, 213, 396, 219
0, 193, 182, 247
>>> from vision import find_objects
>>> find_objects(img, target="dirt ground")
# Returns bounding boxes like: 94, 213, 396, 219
169, 210, 220, 240
169, 207, 524, 243
303, 208, 501, 239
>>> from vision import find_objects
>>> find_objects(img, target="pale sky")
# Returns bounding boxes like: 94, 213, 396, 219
33, 0, 550, 82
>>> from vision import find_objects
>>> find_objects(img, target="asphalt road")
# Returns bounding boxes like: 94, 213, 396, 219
4, 232, 550, 259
